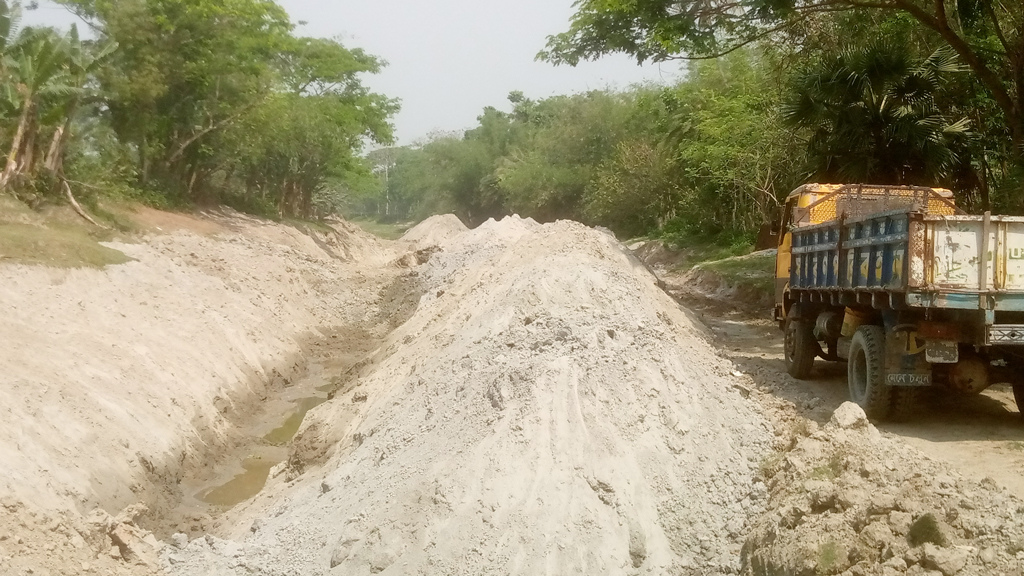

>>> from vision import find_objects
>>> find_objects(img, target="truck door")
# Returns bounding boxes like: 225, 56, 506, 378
774, 197, 797, 322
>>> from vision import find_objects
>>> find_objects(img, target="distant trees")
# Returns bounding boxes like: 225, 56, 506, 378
365, 49, 802, 240
541, 0, 1024, 215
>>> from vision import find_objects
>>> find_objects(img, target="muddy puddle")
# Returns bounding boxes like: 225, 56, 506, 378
194, 383, 334, 508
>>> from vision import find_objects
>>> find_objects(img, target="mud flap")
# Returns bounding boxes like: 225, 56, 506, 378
884, 326, 932, 386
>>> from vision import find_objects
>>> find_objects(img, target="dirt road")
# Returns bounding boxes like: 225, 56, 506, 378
664, 274, 1024, 501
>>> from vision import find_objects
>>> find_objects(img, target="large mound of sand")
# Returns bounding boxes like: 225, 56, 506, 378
400, 214, 468, 249
168, 216, 772, 575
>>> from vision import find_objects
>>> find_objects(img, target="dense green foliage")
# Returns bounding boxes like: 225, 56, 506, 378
356, 52, 801, 240
0, 0, 395, 218
352, 0, 1022, 242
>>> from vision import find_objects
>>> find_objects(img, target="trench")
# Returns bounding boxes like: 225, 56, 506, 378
195, 385, 331, 508
156, 326, 383, 538
158, 271, 425, 537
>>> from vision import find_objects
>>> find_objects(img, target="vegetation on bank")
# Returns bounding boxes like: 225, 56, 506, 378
1, 0, 1022, 259
0, 0, 395, 224
352, 2, 1023, 246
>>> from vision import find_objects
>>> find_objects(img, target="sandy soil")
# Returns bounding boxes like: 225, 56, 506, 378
0, 208, 403, 576
162, 216, 773, 575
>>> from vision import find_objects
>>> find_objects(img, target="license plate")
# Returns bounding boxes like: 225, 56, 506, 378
886, 373, 932, 386
925, 340, 959, 364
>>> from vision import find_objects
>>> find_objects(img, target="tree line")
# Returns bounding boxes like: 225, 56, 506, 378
0, 0, 395, 220
356, 2, 1022, 242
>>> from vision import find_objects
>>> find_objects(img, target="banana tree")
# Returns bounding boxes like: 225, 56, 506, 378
0, 27, 80, 189
42, 25, 115, 174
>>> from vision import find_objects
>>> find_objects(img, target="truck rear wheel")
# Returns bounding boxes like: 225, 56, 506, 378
784, 317, 816, 379
848, 325, 891, 420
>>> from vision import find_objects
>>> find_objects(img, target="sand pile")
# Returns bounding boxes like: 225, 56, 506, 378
166, 216, 772, 575
399, 214, 468, 249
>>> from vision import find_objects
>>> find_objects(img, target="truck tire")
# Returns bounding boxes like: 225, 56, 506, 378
784, 317, 816, 379
848, 325, 891, 420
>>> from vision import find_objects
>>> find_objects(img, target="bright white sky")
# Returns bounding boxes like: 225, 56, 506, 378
25, 0, 678, 145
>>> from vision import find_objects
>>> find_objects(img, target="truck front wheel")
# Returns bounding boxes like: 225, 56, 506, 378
784, 317, 816, 379
848, 325, 891, 420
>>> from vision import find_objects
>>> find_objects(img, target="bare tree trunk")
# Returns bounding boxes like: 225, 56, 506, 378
139, 135, 150, 186
61, 178, 106, 228
44, 125, 65, 173
1, 100, 32, 189
22, 117, 37, 179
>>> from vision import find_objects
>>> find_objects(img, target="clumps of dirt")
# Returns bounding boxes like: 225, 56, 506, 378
628, 239, 685, 269
163, 216, 774, 575
745, 402, 1024, 576
0, 497, 161, 576
399, 213, 468, 249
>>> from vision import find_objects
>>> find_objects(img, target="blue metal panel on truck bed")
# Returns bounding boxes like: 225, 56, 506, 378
790, 209, 911, 292
787, 209, 1024, 312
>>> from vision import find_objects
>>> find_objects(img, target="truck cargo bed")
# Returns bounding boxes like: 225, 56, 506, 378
790, 209, 1024, 311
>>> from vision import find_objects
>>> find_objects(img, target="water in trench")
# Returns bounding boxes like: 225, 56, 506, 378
195, 382, 334, 508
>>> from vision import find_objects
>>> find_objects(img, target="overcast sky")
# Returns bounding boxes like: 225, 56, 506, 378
25, 0, 679, 145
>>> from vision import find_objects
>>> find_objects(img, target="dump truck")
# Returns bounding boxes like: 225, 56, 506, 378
774, 183, 1024, 420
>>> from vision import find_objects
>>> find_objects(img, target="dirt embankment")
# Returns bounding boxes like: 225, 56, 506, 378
0, 208, 402, 576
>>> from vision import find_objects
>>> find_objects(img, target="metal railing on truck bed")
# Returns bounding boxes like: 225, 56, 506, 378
792, 183, 960, 226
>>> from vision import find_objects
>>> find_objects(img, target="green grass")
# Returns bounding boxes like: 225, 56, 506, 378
0, 194, 133, 268
809, 453, 844, 481
350, 219, 411, 240
816, 541, 843, 575
693, 251, 777, 298
0, 221, 131, 268
652, 230, 755, 271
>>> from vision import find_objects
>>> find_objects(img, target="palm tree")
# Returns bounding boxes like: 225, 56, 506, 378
783, 41, 971, 186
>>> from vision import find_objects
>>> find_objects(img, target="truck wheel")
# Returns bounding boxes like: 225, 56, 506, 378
784, 317, 816, 379
848, 325, 891, 420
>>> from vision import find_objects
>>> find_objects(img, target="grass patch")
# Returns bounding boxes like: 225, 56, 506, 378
758, 451, 785, 480
693, 251, 777, 298
809, 451, 845, 481
816, 541, 844, 575
1008, 441, 1024, 452
350, 219, 411, 240
0, 194, 134, 268
0, 222, 131, 268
